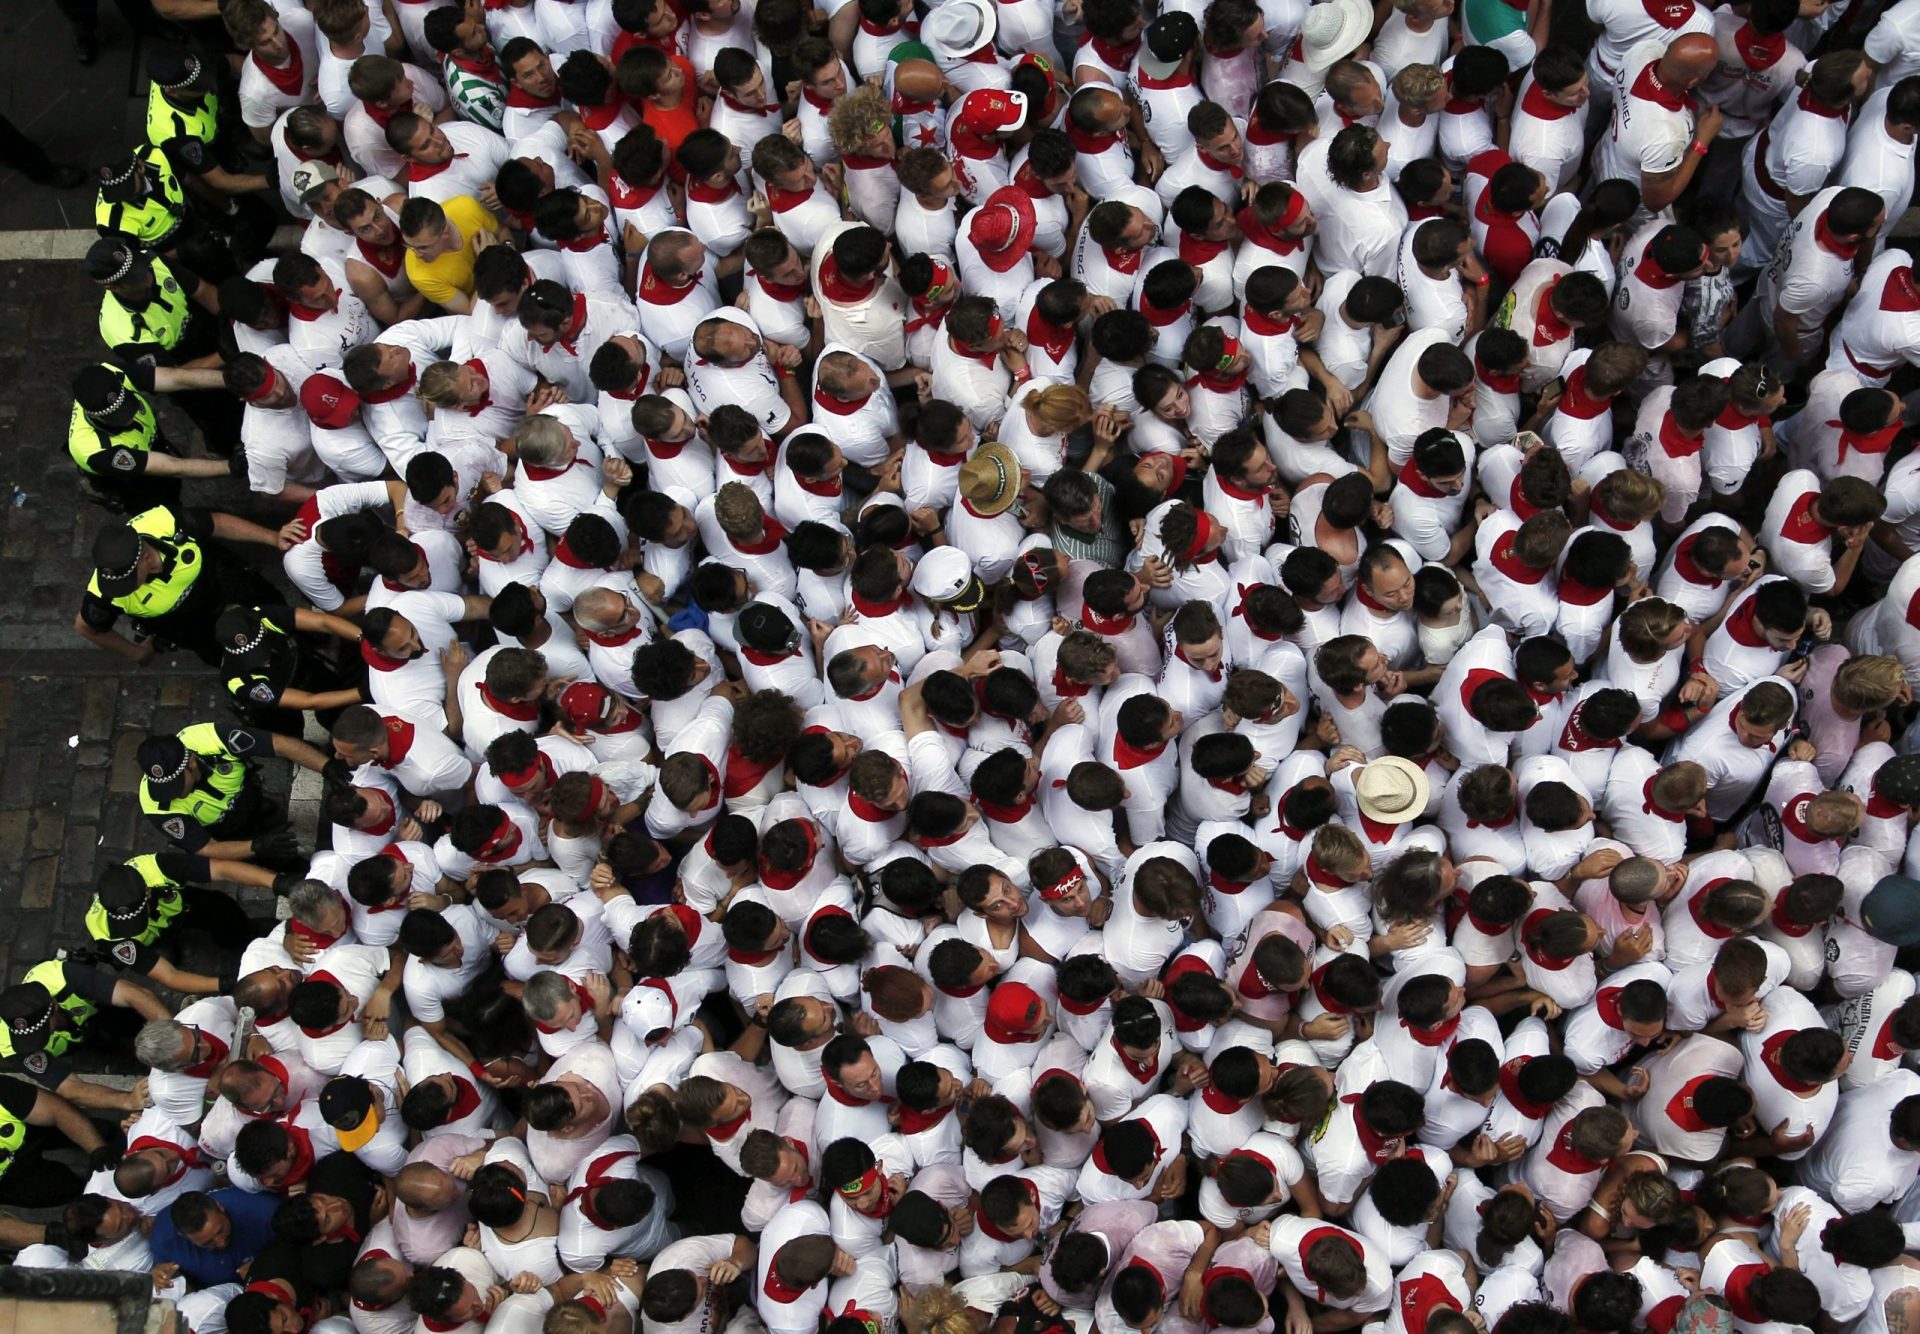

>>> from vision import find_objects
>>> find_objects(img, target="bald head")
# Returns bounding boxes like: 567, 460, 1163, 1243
396, 1162, 461, 1210
1661, 33, 1719, 86
571, 587, 627, 631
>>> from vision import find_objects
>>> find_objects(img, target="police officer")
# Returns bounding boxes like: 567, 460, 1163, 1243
84, 236, 239, 445
0, 1078, 113, 1209
69, 364, 238, 510
216, 604, 369, 735
0, 960, 166, 1112
134, 722, 337, 858
83, 854, 278, 994
142, 51, 275, 269
94, 144, 188, 253
75, 503, 283, 665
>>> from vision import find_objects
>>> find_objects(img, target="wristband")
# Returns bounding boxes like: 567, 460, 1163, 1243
468, 1060, 491, 1082
1471, 273, 1490, 287
1689, 141, 1708, 157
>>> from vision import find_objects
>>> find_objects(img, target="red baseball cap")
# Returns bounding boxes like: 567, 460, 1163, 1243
955, 88, 1029, 139
300, 374, 360, 429
559, 681, 613, 730
968, 185, 1038, 273
986, 981, 1044, 1037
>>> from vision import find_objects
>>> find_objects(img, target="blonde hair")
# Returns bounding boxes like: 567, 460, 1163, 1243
543, 1304, 606, 1334
1308, 824, 1368, 881
1025, 383, 1094, 436
1834, 655, 1905, 713
713, 481, 765, 539
417, 360, 468, 408
1592, 468, 1666, 525
516, 414, 572, 467
1807, 793, 1864, 838
903, 1286, 985, 1334
828, 86, 892, 156
1617, 597, 1685, 662
1391, 63, 1444, 104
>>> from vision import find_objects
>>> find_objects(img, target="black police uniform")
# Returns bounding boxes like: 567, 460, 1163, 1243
78, 505, 279, 666
138, 722, 286, 852
224, 603, 364, 735
85, 850, 265, 982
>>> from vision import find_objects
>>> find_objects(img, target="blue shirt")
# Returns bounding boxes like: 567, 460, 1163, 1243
149, 1185, 281, 1287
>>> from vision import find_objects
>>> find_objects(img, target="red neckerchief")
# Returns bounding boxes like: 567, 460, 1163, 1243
1641, 775, 1685, 823
1342, 1095, 1403, 1162
975, 1177, 1040, 1242
720, 449, 773, 479
821, 1070, 886, 1107
760, 825, 819, 890
1197, 148, 1244, 179
407, 151, 470, 182
1521, 909, 1578, 971
1560, 576, 1614, 607
584, 618, 644, 648
459, 358, 493, 414
506, 82, 560, 108
1641, 1060, 1725, 1144
253, 39, 305, 95
1477, 354, 1521, 395
1495, 1057, 1555, 1118
765, 182, 817, 214
1721, 1263, 1770, 1325
851, 588, 908, 618
687, 175, 742, 204
1242, 306, 1297, 338
178, 1027, 230, 1078
819, 254, 878, 304
553, 537, 604, 570
1304, 852, 1359, 890
846, 791, 897, 824
1544, 1121, 1606, 1174
476, 506, 533, 562
1488, 534, 1548, 585
1520, 79, 1578, 121
1778, 489, 1831, 545
1297, 1227, 1363, 1300
978, 793, 1035, 824
361, 361, 415, 402
1657, 411, 1704, 458
1179, 228, 1229, 267
1201, 1081, 1248, 1114
1190, 341, 1249, 394
1671, 535, 1720, 587
1404, 1011, 1461, 1047
1735, 21, 1788, 67
1814, 211, 1861, 261
447, 47, 502, 80
1558, 366, 1610, 419
1111, 732, 1167, 769
1398, 460, 1448, 499
1465, 800, 1515, 830
897, 1100, 955, 1134
285, 288, 340, 322
1769, 883, 1817, 937
362, 98, 404, 128
730, 517, 788, 556
1797, 86, 1849, 120
1064, 122, 1122, 156
1628, 59, 1690, 112
1025, 306, 1077, 362
1082, 30, 1140, 67
707, 1104, 751, 1142
1557, 701, 1620, 754
1760, 1030, 1824, 1093
1310, 964, 1356, 1016
1833, 419, 1899, 464
637, 263, 699, 306
477, 680, 539, 724
1237, 206, 1302, 257
1110, 1034, 1160, 1082
758, 271, 808, 304
813, 386, 868, 416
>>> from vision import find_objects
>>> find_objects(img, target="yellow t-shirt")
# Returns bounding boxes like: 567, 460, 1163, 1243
403, 196, 498, 305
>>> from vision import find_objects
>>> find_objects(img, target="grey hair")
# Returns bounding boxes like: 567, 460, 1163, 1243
570, 587, 626, 632
134, 1019, 191, 1070
515, 414, 571, 467
288, 879, 340, 925
523, 970, 574, 1023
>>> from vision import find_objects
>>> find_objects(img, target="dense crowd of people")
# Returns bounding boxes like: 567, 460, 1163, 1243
13, 0, 1920, 1330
